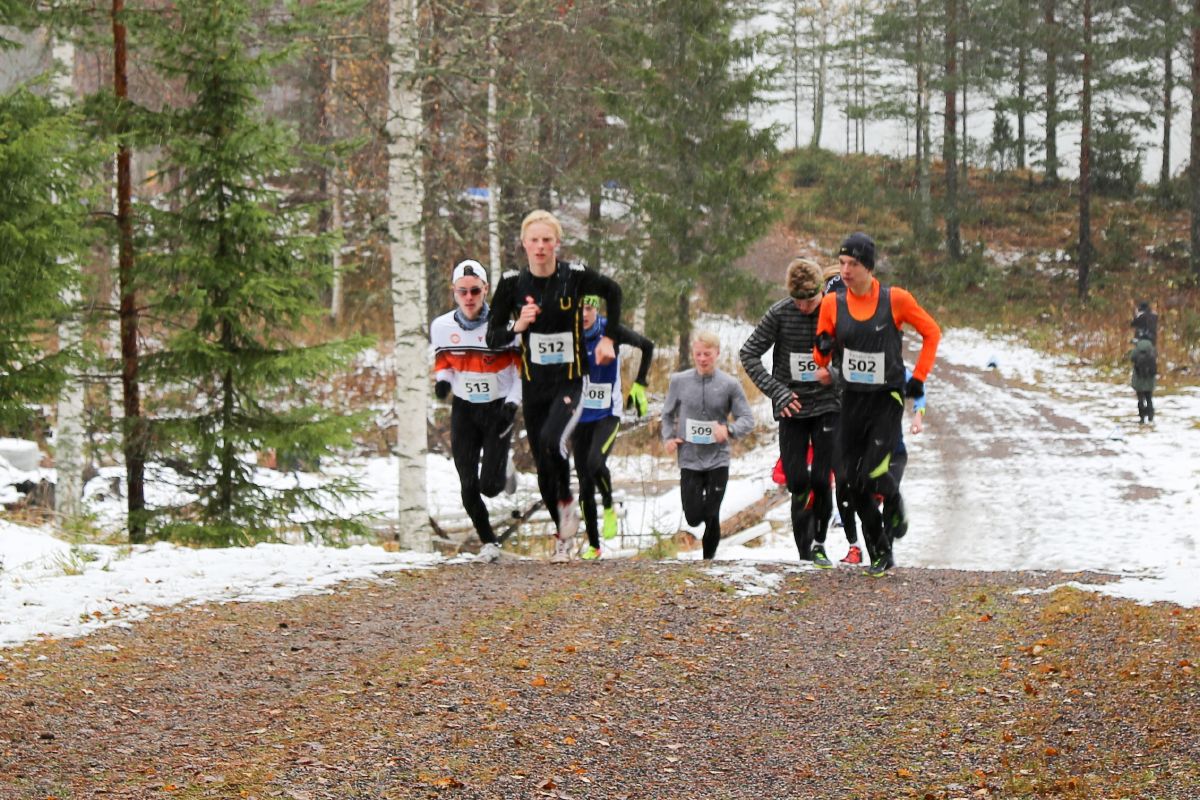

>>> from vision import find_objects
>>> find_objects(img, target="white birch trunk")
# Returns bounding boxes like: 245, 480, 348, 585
486, 0, 502, 282
52, 37, 86, 520
387, 0, 431, 551
328, 54, 344, 323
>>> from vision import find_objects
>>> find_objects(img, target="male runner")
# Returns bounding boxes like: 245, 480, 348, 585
486, 210, 622, 562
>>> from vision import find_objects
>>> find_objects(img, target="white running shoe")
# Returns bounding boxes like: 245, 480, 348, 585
550, 536, 572, 563
477, 542, 501, 563
556, 499, 580, 543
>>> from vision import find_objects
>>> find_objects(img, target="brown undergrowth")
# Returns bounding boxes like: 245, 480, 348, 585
1, 562, 1196, 799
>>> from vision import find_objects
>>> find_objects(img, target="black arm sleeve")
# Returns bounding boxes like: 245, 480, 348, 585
581, 269, 622, 335
485, 274, 519, 351
611, 323, 655, 386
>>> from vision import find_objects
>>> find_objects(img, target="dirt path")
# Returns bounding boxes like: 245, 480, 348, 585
2, 560, 1197, 799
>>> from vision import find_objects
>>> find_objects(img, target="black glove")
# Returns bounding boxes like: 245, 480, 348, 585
904, 376, 924, 399
434, 380, 451, 400
498, 402, 519, 439
815, 332, 835, 356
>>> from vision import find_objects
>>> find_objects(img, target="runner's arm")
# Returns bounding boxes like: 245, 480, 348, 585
726, 380, 756, 440
581, 269, 623, 334
485, 274, 519, 351
813, 293, 838, 367
738, 309, 793, 410
611, 323, 655, 386
890, 289, 941, 381
661, 375, 681, 442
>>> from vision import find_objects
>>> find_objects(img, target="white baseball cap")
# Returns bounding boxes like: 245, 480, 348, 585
452, 259, 488, 284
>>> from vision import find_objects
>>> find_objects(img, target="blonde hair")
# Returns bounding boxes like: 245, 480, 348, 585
692, 330, 721, 352
520, 209, 563, 242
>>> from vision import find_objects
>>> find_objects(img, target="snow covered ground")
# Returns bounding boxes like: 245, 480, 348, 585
2, 326, 1198, 650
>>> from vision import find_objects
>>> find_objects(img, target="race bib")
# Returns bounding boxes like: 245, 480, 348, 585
455, 372, 496, 403
529, 331, 573, 365
789, 352, 819, 383
843, 347, 886, 385
685, 418, 717, 445
582, 380, 613, 410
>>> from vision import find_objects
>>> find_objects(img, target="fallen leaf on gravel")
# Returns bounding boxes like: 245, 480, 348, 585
538, 777, 557, 789
430, 776, 464, 788
896, 767, 913, 778
1045, 746, 1059, 756
513, 658, 530, 670
531, 676, 547, 687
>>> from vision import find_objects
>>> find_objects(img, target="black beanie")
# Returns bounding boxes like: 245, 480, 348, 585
838, 232, 876, 270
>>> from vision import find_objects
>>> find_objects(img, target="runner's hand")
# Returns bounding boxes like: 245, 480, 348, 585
595, 335, 616, 365
625, 382, 649, 417
904, 376, 924, 399
434, 380, 451, 400
776, 392, 803, 418
513, 296, 539, 333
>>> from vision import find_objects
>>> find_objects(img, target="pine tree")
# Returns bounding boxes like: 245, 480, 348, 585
136, 0, 369, 545
603, 0, 778, 366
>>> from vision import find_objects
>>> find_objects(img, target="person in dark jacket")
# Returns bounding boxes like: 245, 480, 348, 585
740, 258, 840, 566
485, 210, 622, 562
1130, 301, 1158, 344
1130, 335, 1157, 424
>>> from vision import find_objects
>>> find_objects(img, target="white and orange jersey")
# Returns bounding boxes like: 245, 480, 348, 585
430, 310, 522, 405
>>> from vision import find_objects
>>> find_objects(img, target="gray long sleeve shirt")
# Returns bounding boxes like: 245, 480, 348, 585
739, 297, 840, 420
661, 367, 755, 471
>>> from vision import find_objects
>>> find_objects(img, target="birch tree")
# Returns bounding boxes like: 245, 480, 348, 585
388, 0, 431, 551
52, 36, 86, 520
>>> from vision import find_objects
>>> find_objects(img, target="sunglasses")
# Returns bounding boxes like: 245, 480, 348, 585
455, 287, 484, 297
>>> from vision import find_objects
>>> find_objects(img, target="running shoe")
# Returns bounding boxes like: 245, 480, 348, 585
580, 544, 601, 560
550, 536, 572, 563
865, 556, 891, 578
602, 506, 619, 540
811, 544, 833, 569
840, 544, 863, 565
477, 542, 501, 563
557, 499, 580, 543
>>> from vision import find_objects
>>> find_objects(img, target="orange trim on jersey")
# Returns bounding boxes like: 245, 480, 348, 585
433, 349, 519, 375
813, 278, 941, 380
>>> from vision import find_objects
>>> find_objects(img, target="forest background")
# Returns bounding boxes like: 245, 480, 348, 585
2, 0, 1198, 551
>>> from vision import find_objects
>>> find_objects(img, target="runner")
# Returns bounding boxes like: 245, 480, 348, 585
573, 295, 655, 560
431, 260, 522, 562
814, 232, 940, 577
821, 263, 863, 565
662, 330, 755, 560
485, 210, 623, 562
740, 258, 839, 567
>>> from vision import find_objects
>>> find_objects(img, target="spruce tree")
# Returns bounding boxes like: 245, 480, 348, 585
603, 0, 778, 366
137, 0, 369, 545
0, 86, 94, 431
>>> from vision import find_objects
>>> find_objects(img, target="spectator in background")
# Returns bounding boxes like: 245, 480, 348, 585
1131, 301, 1158, 344
1130, 334, 1157, 424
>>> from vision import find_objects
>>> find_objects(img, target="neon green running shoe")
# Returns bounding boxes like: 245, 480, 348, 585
602, 507, 619, 540
580, 544, 601, 560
